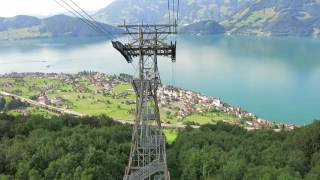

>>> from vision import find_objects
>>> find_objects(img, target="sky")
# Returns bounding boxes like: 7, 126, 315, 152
0, 0, 115, 17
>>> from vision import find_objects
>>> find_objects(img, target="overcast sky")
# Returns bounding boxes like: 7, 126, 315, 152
0, 0, 114, 17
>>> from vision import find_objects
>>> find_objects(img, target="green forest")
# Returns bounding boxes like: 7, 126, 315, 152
168, 122, 320, 180
1, 113, 320, 180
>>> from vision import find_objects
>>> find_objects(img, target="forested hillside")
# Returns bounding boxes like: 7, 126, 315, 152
94, 0, 251, 25
1, 114, 319, 179
168, 121, 320, 179
222, 0, 320, 36
0, 114, 131, 179
0, 15, 122, 40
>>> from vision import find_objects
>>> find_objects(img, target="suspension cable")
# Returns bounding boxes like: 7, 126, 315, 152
54, 0, 106, 37
53, 0, 113, 39
67, 0, 115, 39
60, 0, 108, 35
168, 0, 171, 25
173, 0, 175, 23
177, 0, 180, 25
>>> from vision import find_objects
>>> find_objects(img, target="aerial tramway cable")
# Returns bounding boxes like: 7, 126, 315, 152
60, 0, 110, 37
53, 0, 103, 36
177, 0, 180, 24
54, 0, 106, 37
173, 0, 175, 22
53, 0, 180, 76
53, 0, 114, 39
172, 0, 180, 86
67, 0, 115, 39
168, 0, 171, 25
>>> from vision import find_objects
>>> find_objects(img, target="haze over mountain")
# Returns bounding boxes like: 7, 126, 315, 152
222, 0, 320, 36
0, 15, 122, 40
94, 0, 251, 25
180, 20, 226, 34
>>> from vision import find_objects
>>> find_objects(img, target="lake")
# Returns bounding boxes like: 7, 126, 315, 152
0, 35, 319, 125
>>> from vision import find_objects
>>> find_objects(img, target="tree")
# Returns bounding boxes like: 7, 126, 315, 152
6, 98, 28, 110
0, 114, 131, 179
1, 113, 320, 179
0, 97, 6, 110
305, 165, 320, 180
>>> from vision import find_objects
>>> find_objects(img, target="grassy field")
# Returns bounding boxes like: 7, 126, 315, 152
163, 129, 179, 144
184, 112, 237, 125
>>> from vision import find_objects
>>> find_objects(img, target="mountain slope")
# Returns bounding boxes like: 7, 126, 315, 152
222, 0, 320, 36
0, 15, 122, 40
94, 0, 251, 25
180, 20, 225, 34
0, 15, 41, 31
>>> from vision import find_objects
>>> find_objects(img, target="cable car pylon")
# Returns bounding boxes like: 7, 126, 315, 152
113, 19, 177, 180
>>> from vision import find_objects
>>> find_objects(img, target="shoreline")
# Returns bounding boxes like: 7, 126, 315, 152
0, 71, 298, 130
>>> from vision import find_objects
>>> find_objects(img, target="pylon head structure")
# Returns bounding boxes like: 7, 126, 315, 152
113, 21, 176, 180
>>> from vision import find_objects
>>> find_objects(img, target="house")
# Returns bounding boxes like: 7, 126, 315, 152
37, 96, 49, 105
50, 97, 64, 106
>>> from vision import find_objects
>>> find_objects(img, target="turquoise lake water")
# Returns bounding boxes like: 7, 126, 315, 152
0, 35, 319, 125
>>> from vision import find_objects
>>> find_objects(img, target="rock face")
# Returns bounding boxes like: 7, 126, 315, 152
180, 20, 226, 34
222, 0, 320, 36
0, 15, 122, 40
94, 0, 251, 25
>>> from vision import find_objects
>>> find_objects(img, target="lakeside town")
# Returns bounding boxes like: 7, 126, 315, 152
0, 72, 297, 130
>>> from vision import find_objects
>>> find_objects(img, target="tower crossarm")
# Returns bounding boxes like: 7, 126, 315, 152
112, 41, 176, 62
119, 23, 177, 35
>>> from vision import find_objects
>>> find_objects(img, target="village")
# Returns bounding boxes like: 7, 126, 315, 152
0, 72, 297, 130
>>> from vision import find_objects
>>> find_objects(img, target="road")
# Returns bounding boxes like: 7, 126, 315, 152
0, 91, 199, 129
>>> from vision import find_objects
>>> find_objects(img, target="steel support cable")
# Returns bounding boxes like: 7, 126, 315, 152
53, 0, 103, 35
60, 0, 108, 36
53, 0, 107, 37
168, 0, 171, 25
130, 61, 139, 77
58, 0, 112, 39
171, 61, 174, 85
174, 61, 176, 85
67, 0, 116, 39
177, 0, 180, 24
173, 0, 175, 23
173, 0, 179, 86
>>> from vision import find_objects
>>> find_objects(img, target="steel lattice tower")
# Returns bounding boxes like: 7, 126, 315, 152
112, 22, 177, 180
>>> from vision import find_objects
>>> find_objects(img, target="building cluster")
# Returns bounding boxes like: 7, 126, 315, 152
157, 85, 297, 130
36, 95, 65, 107
54, 72, 130, 94
157, 85, 257, 120
0, 72, 297, 130
158, 85, 223, 118
0, 82, 13, 87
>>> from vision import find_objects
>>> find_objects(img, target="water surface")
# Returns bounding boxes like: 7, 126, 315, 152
0, 35, 319, 124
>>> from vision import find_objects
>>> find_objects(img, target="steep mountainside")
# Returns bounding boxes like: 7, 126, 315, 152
180, 20, 225, 34
94, 0, 251, 25
222, 0, 320, 36
0, 15, 122, 40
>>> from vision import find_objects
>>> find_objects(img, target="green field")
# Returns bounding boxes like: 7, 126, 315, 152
184, 112, 237, 125
0, 76, 238, 125
163, 129, 179, 144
